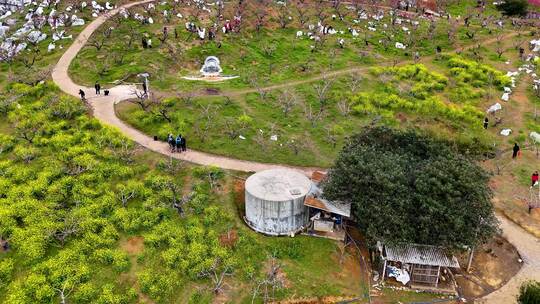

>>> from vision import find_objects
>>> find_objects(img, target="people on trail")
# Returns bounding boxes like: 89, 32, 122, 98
512, 143, 520, 159
436, 46, 442, 54
79, 89, 85, 100
95, 82, 101, 95
175, 135, 182, 153
104, 89, 110, 96
532, 171, 539, 187
142, 37, 148, 49
180, 135, 187, 152
483, 117, 489, 129
167, 134, 174, 152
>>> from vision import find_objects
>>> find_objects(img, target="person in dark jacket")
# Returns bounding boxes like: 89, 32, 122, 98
142, 81, 148, 95
512, 143, 520, 159
79, 89, 85, 100
175, 135, 182, 153
181, 136, 187, 152
167, 134, 175, 152
95, 82, 101, 95
483, 117, 489, 129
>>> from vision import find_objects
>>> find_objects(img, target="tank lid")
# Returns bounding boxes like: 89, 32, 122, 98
245, 169, 312, 201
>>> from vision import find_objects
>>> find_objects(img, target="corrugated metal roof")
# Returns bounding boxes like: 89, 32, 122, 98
304, 196, 351, 217
384, 243, 460, 268
305, 183, 351, 217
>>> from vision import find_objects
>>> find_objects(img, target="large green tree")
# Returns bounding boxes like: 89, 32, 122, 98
322, 127, 498, 248
497, 0, 529, 16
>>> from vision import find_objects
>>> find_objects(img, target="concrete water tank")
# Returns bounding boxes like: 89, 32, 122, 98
244, 169, 311, 236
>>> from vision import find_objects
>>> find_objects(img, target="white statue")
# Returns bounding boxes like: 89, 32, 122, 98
200, 56, 222, 77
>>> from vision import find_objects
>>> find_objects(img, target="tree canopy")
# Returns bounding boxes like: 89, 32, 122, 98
322, 127, 498, 248
497, 0, 529, 16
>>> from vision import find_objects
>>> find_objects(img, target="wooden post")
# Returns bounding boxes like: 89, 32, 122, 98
381, 260, 387, 282
466, 246, 475, 273
435, 266, 441, 287
409, 264, 415, 287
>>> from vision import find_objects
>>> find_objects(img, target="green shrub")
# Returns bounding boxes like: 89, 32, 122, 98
0, 258, 14, 287
497, 0, 529, 16
518, 281, 540, 304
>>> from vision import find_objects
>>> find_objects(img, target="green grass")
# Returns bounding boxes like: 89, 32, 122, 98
116, 56, 502, 167
68, 0, 510, 92
64, 0, 526, 167
0, 82, 381, 303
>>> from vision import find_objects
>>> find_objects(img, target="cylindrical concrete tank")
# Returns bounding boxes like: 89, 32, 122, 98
244, 169, 311, 236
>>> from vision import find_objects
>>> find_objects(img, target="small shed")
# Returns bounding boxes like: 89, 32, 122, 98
379, 243, 460, 290
303, 172, 351, 241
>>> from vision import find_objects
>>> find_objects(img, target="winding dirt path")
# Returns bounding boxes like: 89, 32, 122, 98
50, 2, 539, 303
51, 0, 321, 175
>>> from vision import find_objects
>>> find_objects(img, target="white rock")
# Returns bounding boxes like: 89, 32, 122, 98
530, 132, 540, 144
395, 42, 406, 49
500, 129, 512, 136
487, 103, 502, 113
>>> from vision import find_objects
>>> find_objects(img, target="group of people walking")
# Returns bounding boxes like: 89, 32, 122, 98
168, 134, 187, 153
78, 82, 109, 101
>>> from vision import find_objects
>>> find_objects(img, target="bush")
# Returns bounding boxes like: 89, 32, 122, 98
447, 55, 512, 89
519, 281, 540, 304
0, 258, 14, 287
497, 0, 529, 16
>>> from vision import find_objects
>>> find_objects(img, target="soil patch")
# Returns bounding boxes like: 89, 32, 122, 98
121, 236, 145, 255
272, 296, 361, 304
219, 229, 238, 248
455, 235, 522, 301
233, 178, 246, 217
485, 154, 540, 238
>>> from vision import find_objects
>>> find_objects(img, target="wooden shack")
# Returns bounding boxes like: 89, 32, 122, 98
303, 171, 351, 241
379, 243, 460, 292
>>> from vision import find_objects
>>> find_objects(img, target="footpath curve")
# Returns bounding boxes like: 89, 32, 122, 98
478, 215, 540, 304
51, 0, 321, 175
51, 2, 540, 303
